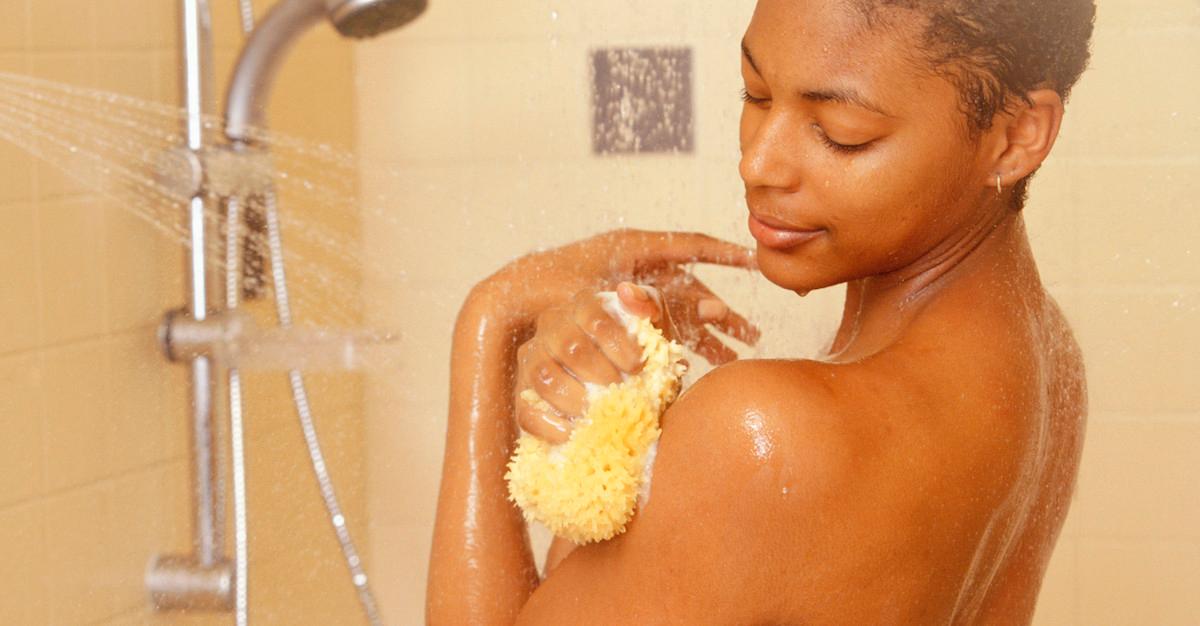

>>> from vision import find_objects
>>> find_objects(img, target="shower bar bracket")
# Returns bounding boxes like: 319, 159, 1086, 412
151, 145, 274, 200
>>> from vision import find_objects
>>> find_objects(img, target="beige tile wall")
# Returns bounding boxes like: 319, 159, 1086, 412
0, 0, 367, 624
356, 1, 1200, 624
3, 0, 1194, 623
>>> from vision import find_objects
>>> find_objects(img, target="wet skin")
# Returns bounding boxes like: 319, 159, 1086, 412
428, 1, 1087, 624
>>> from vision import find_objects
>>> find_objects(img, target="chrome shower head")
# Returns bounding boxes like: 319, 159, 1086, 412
326, 0, 428, 39
224, 0, 427, 142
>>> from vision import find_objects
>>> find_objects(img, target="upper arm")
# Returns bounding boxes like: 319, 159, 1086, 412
514, 360, 869, 626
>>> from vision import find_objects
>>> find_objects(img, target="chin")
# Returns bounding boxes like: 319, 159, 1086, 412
755, 244, 845, 294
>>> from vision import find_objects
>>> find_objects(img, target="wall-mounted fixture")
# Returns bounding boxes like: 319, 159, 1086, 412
146, 1, 425, 624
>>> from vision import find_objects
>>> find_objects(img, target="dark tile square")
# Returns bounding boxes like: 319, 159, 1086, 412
591, 47, 694, 154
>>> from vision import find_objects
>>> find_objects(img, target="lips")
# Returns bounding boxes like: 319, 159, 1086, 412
747, 213, 825, 250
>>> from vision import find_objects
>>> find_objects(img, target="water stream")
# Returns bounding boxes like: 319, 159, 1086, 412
0, 68, 399, 333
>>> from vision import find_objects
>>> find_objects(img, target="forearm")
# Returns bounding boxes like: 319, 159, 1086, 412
427, 287, 540, 625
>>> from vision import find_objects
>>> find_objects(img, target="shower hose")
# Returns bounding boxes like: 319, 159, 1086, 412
224, 1, 383, 624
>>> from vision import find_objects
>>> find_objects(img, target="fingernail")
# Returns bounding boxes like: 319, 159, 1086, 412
697, 299, 728, 320
630, 284, 650, 301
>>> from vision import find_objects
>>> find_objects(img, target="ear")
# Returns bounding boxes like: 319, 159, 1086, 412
989, 89, 1065, 190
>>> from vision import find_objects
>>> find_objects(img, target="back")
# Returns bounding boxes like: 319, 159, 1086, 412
960, 295, 1087, 624
794, 280, 1089, 624
799, 285, 1089, 624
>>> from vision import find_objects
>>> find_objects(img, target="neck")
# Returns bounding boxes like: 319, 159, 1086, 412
827, 210, 1039, 361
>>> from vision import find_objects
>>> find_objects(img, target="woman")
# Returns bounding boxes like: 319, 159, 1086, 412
429, 0, 1094, 623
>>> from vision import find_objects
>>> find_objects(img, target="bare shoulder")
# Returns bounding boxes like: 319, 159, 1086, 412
638, 353, 1042, 620
661, 356, 958, 489
654, 356, 969, 532
520, 358, 952, 624
518, 359, 861, 625
518, 348, 1048, 624
654, 358, 874, 512
659, 358, 890, 499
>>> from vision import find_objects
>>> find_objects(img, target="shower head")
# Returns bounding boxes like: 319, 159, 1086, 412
224, 0, 427, 142
326, 0, 428, 39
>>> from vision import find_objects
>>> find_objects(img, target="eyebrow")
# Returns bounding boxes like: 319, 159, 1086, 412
741, 39, 894, 118
802, 88, 893, 117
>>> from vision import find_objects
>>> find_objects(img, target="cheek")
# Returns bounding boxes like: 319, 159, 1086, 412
812, 155, 900, 237
830, 135, 971, 238
803, 147, 971, 277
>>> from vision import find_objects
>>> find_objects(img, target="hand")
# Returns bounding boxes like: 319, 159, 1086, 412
624, 268, 762, 365
514, 281, 759, 444
472, 229, 757, 332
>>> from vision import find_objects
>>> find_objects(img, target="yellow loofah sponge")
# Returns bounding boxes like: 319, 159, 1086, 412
505, 293, 687, 544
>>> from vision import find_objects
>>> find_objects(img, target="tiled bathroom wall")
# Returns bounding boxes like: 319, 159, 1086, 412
0, 0, 367, 624
2, 0, 1196, 624
356, 0, 1200, 624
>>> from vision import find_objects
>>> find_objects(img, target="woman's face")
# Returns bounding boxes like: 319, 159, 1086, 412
740, 0, 1003, 294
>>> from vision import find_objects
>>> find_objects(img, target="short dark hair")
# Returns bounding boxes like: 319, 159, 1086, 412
855, 0, 1096, 207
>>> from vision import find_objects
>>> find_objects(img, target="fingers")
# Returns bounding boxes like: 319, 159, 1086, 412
538, 307, 623, 387
691, 332, 740, 366
514, 392, 572, 445
571, 291, 644, 374
611, 281, 753, 368
518, 340, 588, 418
636, 231, 757, 269
512, 290, 650, 445
616, 282, 664, 322
617, 282, 680, 343
697, 297, 761, 345
696, 297, 729, 321
678, 275, 761, 345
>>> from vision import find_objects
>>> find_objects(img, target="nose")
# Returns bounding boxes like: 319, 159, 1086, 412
739, 109, 803, 191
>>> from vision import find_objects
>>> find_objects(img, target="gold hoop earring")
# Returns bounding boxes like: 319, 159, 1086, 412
995, 174, 1003, 195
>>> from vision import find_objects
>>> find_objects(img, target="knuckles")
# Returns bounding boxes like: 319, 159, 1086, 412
534, 365, 555, 386
516, 282, 647, 407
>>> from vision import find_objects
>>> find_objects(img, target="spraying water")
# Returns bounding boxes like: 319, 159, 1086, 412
0, 69, 399, 330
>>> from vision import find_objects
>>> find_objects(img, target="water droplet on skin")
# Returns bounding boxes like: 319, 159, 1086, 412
550, 9, 558, 21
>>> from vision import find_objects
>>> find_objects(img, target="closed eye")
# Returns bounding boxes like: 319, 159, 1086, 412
740, 88, 770, 107
813, 124, 873, 154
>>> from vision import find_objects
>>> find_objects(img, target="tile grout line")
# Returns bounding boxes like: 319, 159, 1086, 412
0, 455, 186, 517
0, 321, 160, 360
29, 5, 51, 542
